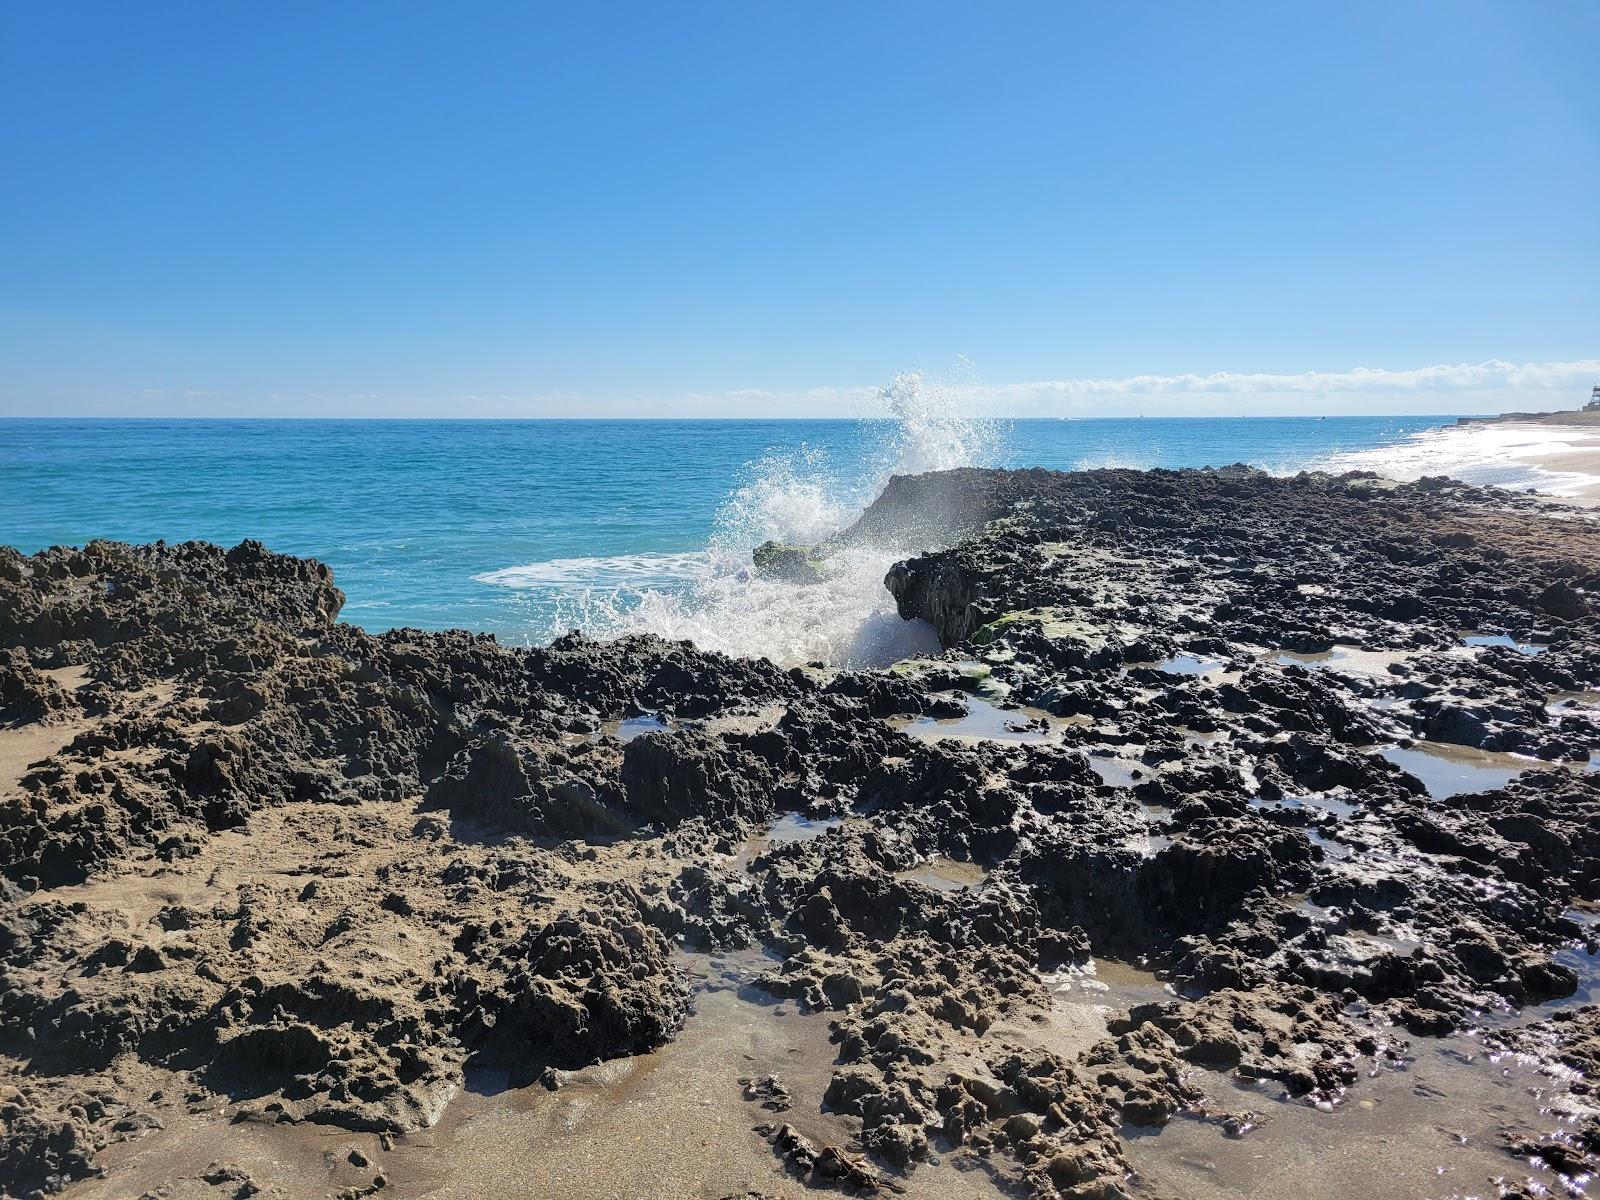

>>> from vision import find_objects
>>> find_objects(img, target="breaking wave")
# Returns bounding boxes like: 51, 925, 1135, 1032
476, 370, 1003, 667
475, 553, 707, 591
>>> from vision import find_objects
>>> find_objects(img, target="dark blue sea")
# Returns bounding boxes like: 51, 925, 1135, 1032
0, 414, 1449, 663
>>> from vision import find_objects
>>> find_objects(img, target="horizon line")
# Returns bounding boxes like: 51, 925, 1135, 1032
0, 411, 1475, 423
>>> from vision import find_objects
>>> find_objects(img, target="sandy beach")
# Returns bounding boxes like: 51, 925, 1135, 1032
1489, 418, 1600, 496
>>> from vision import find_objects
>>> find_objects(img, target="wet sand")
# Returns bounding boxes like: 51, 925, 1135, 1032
1126, 1035, 1598, 1199
404, 955, 920, 1200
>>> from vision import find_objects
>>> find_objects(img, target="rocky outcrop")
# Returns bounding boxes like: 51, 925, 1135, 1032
3, 465, 1600, 1198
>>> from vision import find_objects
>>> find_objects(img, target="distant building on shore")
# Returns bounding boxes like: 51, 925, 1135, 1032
1587, 384, 1600, 412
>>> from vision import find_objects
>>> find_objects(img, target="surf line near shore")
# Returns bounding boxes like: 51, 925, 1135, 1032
476, 372, 1005, 668
1323, 417, 1600, 499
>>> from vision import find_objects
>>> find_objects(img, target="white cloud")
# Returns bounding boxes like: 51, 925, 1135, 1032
984, 359, 1600, 401
684, 359, 1600, 419
15, 358, 1596, 418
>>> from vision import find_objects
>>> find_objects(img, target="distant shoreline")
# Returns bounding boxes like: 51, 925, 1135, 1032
1457, 408, 1600, 428
1324, 414, 1600, 501
1453, 413, 1600, 500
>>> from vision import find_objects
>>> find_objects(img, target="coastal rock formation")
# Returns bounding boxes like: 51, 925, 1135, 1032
2, 466, 1599, 1198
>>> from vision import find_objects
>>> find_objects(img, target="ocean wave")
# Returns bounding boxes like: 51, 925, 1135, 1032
474, 552, 709, 590
550, 544, 943, 668
477, 367, 1001, 667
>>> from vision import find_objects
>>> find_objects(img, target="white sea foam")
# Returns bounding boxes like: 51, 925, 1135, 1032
1320, 421, 1600, 496
480, 369, 1002, 667
1071, 450, 1159, 472
474, 552, 708, 590
555, 545, 946, 667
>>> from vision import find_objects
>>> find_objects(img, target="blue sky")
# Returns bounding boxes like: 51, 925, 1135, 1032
2, 1, 1596, 417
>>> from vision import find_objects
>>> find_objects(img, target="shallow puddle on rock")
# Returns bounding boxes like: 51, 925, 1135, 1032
1124, 1036, 1597, 1200
1304, 828, 1354, 861
704, 704, 789, 737
1131, 828, 1176, 856
1175, 725, 1230, 746
1251, 791, 1360, 820
1543, 942, 1600, 1013
598, 706, 786, 746
894, 696, 1055, 743
1017, 959, 1178, 1062
607, 714, 671, 742
768, 812, 844, 845
1548, 691, 1600, 746
1519, 908, 1600, 1016
1463, 632, 1548, 656
1152, 653, 1227, 677
897, 856, 988, 893
1042, 958, 1172, 1008
1089, 753, 1150, 788
1293, 900, 1427, 961
1270, 647, 1411, 676
1248, 793, 1361, 861
730, 811, 846, 870
1123, 655, 1242, 687
1335, 927, 1424, 960
1381, 742, 1533, 799
1550, 690, 1600, 708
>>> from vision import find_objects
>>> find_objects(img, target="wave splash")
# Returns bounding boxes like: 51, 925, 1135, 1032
481, 370, 1003, 668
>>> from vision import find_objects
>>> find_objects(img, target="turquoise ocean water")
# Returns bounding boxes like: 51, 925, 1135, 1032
0, 415, 1447, 657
